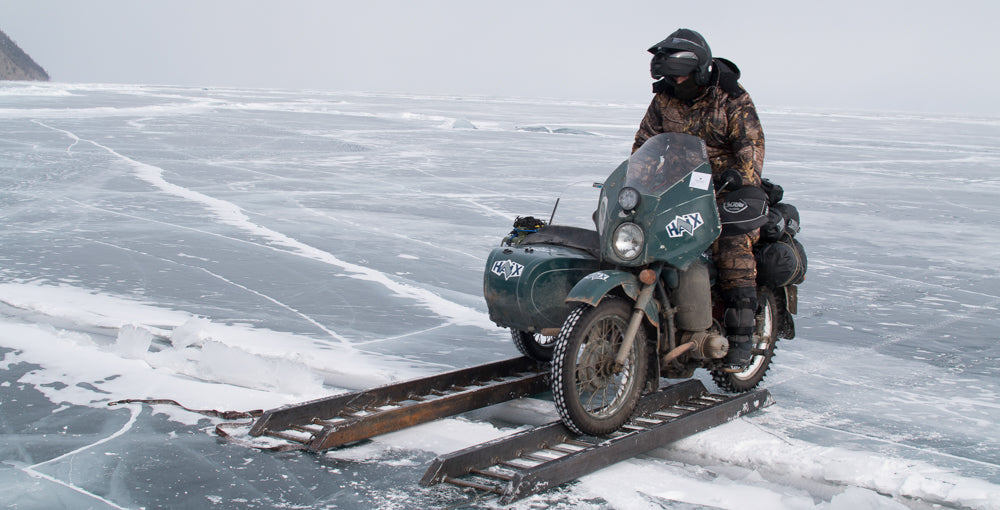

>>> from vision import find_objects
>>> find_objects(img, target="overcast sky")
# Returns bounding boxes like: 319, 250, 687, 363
4, 0, 998, 115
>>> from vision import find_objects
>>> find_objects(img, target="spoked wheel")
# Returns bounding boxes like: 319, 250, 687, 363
712, 288, 779, 392
510, 329, 556, 362
552, 298, 647, 436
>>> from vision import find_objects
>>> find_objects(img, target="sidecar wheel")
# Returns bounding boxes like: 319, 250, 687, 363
552, 298, 647, 436
511, 329, 555, 362
711, 288, 779, 393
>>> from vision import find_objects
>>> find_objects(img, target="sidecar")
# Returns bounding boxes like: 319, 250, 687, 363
484, 226, 600, 334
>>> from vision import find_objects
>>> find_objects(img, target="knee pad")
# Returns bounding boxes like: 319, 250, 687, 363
722, 287, 757, 337
724, 307, 755, 337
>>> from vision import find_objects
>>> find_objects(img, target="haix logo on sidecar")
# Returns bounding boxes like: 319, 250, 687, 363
491, 259, 524, 280
666, 212, 704, 238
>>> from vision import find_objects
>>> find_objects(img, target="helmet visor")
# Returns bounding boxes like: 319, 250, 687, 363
650, 51, 699, 80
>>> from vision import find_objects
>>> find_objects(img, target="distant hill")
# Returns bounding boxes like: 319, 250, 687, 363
0, 29, 49, 81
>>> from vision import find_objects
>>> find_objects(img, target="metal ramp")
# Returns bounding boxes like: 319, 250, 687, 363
420, 379, 772, 504
248, 356, 548, 451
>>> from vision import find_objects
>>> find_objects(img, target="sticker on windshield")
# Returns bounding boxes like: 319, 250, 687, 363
689, 172, 712, 190
491, 259, 524, 280
666, 213, 705, 238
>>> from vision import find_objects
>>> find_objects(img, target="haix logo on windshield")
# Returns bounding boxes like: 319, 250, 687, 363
665, 212, 704, 238
491, 259, 524, 280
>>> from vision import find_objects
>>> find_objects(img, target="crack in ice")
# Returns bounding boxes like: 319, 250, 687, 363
16, 404, 140, 510
36, 122, 491, 332
78, 233, 352, 345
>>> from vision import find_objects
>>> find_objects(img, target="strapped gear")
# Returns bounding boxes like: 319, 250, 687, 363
755, 178, 807, 288
648, 28, 713, 86
718, 186, 769, 236
757, 235, 807, 287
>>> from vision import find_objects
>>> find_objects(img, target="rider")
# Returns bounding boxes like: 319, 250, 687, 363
632, 28, 767, 369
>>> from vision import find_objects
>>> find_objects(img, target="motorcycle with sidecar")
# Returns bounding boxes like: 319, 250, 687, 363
484, 132, 802, 435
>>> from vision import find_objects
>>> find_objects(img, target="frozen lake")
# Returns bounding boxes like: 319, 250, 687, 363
1, 82, 999, 509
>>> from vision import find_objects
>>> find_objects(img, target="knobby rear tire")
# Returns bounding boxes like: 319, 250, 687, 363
551, 298, 647, 436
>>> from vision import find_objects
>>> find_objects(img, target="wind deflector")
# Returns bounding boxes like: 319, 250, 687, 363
520, 225, 600, 259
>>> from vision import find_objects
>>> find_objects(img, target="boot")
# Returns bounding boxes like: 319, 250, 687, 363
722, 287, 757, 369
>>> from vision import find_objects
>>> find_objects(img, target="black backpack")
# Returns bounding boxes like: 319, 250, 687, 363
755, 179, 807, 287
761, 202, 801, 242
757, 234, 807, 287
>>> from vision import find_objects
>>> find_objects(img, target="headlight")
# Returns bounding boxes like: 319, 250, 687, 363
618, 187, 640, 211
613, 222, 644, 260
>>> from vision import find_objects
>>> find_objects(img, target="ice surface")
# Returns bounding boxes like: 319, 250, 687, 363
113, 324, 153, 359
1, 82, 999, 508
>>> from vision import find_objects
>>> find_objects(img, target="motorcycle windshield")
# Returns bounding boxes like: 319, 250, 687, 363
625, 133, 710, 196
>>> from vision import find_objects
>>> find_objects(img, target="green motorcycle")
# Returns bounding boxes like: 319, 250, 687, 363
485, 133, 800, 435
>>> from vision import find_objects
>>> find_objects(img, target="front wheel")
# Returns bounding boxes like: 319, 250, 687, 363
511, 329, 555, 362
711, 288, 779, 392
552, 298, 647, 436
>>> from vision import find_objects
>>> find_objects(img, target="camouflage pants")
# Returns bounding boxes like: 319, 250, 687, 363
713, 229, 759, 292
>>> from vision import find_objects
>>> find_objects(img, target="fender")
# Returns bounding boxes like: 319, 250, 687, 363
565, 270, 659, 327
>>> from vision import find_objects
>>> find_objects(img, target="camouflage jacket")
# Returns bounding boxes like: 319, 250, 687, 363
632, 58, 764, 188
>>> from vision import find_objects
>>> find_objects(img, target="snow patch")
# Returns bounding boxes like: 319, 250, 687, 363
828, 488, 909, 509
378, 417, 520, 456
656, 419, 1000, 510
0, 281, 432, 424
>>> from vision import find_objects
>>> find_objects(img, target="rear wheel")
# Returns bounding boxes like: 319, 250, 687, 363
511, 329, 555, 362
552, 298, 647, 436
711, 288, 779, 392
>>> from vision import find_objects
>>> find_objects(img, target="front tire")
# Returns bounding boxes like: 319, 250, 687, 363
511, 329, 555, 362
711, 288, 779, 392
552, 298, 647, 436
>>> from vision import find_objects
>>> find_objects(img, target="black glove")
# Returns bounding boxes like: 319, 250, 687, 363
715, 169, 744, 192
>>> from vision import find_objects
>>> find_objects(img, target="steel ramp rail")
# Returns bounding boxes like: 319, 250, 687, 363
248, 356, 548, 452
420, 380, 772, 504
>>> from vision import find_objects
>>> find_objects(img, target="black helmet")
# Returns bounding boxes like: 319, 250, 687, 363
648, 28, 713, 86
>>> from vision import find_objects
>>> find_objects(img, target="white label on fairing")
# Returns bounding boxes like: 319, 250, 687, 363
690, 172, 712, 190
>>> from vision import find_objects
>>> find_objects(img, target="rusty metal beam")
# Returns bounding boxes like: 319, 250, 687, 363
248, 356, 548, 450
420, 379, 706, 487
500, 388, 771, 503
309, 368, 549, 451
420, 380, 773, 504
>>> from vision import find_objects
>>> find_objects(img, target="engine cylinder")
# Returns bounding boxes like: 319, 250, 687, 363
674, 260, 712, 331
679, 331, 730, 359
